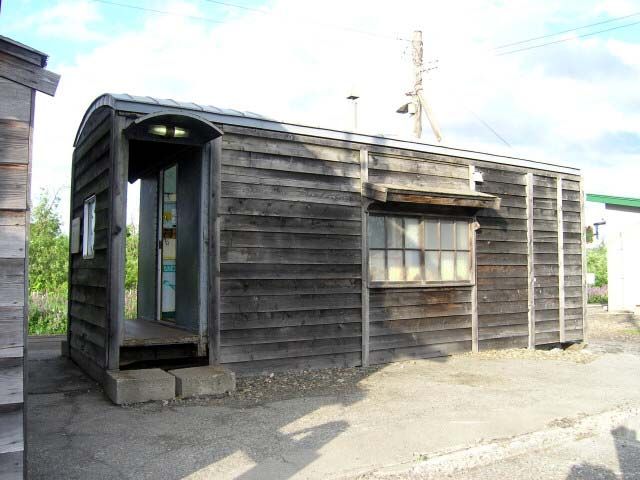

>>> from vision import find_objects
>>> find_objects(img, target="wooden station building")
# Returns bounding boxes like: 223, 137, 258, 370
68, 93, 587, 384
0, 36, 59, 479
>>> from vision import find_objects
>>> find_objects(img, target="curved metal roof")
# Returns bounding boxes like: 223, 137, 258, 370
75, 93, 581, 175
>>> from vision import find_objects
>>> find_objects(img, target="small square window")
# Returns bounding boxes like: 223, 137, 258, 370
83, 195, 96, 259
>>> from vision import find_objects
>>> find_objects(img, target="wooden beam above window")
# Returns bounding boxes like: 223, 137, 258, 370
363, 182, 501, 210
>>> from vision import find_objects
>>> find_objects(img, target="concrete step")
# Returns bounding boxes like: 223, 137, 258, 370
105, 368, 175, 405
168, 365, 236, 398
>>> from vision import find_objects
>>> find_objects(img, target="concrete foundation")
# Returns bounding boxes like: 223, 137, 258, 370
169, 365, 236, 398
105, 369, 175, 405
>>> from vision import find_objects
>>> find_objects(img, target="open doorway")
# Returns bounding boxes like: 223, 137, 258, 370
121, 136, 207, 361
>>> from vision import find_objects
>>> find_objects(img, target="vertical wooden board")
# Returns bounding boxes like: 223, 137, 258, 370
0, 165, 28, 209
526, 173, 535, 348
579, 178, 587, 342
360, 149, 369, 366
107, 114, 126, 371
557, 178, 565, 342
0, 120, 30, 165
209, 137, 222, 365
0, 78, 31, 122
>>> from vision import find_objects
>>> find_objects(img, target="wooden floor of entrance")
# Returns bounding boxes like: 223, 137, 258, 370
123, 318, 199, 347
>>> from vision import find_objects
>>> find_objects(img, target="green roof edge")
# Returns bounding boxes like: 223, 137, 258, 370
586, 193, 640, 208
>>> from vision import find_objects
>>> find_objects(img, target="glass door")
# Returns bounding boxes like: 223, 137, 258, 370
158, 164, 177, 322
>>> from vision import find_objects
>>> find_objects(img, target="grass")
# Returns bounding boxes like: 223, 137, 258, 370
29, 288, 138, 335
622, 329, 640, 336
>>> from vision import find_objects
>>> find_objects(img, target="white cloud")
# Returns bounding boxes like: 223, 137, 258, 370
27, 0, 640, 226
17, 1, 103, 42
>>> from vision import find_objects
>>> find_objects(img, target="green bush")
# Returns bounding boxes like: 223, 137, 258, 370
587, 245, 607, 287
29, 292, 67, 335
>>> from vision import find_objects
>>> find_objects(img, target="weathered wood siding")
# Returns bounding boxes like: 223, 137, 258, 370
532, 174, 561, 345
561, 179, 584, 341
474, 168, 530, 350
369, 287, 473, 364
214, 126, 584, 371
0, 74, 31, 479
67, 108, 112, 382
218, 129, 363, 373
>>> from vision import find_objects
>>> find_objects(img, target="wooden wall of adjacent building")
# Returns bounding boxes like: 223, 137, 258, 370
67, 107, 113, 383
0, 76, 32, 479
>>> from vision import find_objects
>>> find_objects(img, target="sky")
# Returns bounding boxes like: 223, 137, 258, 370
2, 0, 639, 229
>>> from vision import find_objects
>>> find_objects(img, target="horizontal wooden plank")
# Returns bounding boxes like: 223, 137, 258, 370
370, 288, 472, 308
533, 185, 556, 199
477, 180, 526, 197
476, 206, 527, 220
533, 208, 557, 220
476, 168, 527, 185
564, 329, 584, 342
476, 228, 528, 243
533, 198, 557, 210
0, 225, 25, 258
72, 170, 110, 209
221, 307, 361, 330
535, 308, 561, 321
477, 276, 528, 290
222, 149, 360, 178
70, 268, 108, 288
221, 247, 361, 265
369, 153, 469, 179
69, 285, 107, 308
533, 219, 558, 232
368, 169, 467, 190
221, 263, 361, 280
224, 351, 362, 374
0, 119, 29, 164
221, 336, 361, 362
477, 265, 528, 278
222, 181, 361, 206
0, 77, 31, 121
478, 311, 529, 327
563, 221, 581, 233
477, 253, 527, 266
370, 327, 471, 350
534, 253, 560, 265
0, 450, 23, 479
0, 164, 27, 209
476, 240, 528, 254
0, 50, 58, 95
534, 286, 561, 299
68, 319, 108, 350
535, 320, 559, 333
536, 331, 560, 344
221, 214, 360, 236
479, 334, 528, 350
370, 315, 471, 336
534, 242, 558, 254
0, 259, 24, 307
221, 322, 361, 346
494, 194, 527, 208
371, 302, 472, 322
0, 358, 22, 406
0, 307, 23, 355
479, 323, 529, 340
369, 340, 470, 365
564, 275, 582, 287
562, 189, 581, 202
562, 200, 581, 212
69, 301, 106, 328
223, 133, 360, 164
0, 405, 23, 454
222, 165, 361, 192
69, 332, 106, 369
477, 301, 528, 315
533, 175, 557, 188
478, 289, 528, 303
220, 197, 361, 221
220, 231, 361, 250
221, 278, 360, 296
221, 293, 361, 313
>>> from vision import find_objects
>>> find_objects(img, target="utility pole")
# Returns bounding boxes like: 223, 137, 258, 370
347, 93, 359, 131
411, 30, 423, 139
397, 30, 442, 142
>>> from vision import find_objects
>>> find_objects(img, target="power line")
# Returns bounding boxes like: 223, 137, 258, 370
496, 19, 640, 56
93, 0, 409, 42
92, 0, 226, 24
201, 0, 410, 41
466, 109, 511, 148
494, 11, 640, 50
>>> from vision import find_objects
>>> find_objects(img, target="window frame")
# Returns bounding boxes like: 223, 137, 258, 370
82, 195, 96, 260
368, 212, 475, 288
